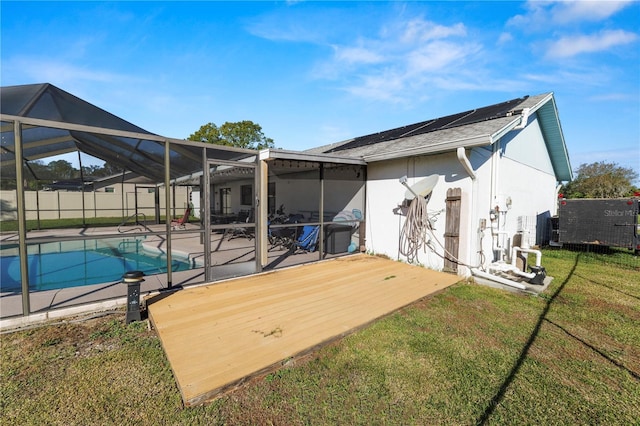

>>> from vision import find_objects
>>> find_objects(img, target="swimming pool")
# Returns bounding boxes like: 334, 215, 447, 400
0, 238, 195, 292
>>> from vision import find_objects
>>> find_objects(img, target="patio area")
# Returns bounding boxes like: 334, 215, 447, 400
0, 224, 350, 323
147, 254, 461, 406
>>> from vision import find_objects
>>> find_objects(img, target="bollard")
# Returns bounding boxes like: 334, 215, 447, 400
123, 271, 145, 324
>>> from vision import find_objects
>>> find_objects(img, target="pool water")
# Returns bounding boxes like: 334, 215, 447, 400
0, 239, 194, 292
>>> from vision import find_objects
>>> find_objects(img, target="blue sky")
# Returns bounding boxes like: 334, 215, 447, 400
1, 1, 638, 181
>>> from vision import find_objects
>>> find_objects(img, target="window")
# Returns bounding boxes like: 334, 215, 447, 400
105, 187, 114, 193
241, 185, 252, 206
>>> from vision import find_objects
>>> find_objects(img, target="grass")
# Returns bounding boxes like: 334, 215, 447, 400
0, 216, 197, 232
1, 249, 639, 425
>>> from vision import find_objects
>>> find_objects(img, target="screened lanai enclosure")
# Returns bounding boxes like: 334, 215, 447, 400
0, 84, 366, 319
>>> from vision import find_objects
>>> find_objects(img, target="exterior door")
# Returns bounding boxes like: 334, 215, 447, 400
219, 188, 231, 214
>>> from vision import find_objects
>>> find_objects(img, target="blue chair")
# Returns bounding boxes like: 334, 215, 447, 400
291, 225, 320, 253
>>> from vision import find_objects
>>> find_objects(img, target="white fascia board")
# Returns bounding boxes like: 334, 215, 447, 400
492, 117, 525, 142
526, 92, 554, 114
261, 148, 366, 165
362, 134, 492, 162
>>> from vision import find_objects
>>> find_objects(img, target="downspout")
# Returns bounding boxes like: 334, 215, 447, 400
490, 141, 499, 209
489, 140, 503, 262
456, 147, 476, 275
456, 147, 476, 181
554, 183, 563, 216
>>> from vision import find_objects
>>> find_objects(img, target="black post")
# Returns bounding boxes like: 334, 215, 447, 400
123, 271, 144, 324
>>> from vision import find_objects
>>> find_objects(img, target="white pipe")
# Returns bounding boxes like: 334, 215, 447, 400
512, 246, 542, 267
456, 147, 476, 180
471, 268, 527, 290
514, 108, 530, 130
489, 261, 536, 280
503, 266, 536, 280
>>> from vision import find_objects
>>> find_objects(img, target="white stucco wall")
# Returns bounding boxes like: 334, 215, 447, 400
365, 152, 474, 272
364, 121, 560, 277
210, 172, 365, 222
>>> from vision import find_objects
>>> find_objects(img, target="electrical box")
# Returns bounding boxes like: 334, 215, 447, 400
493, 194, 512, 211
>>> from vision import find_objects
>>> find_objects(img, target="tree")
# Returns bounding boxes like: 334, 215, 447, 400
47, 160, 77, 179
81, 164, 103, 177
188, 120, 275, 150
561, 161, 638, 198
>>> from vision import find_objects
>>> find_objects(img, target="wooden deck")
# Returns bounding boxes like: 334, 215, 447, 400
147, 254, 461, 406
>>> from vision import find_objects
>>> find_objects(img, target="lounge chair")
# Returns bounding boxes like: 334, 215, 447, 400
268, 223, 296, 250
228, 208, 255, 240
171, 206, 192, 230
290, 225, 320, 253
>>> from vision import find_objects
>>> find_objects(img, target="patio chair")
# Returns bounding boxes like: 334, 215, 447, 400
228, 208, 255, 240
290, 225, 320, 253
268, 222, 296, 251
171, 206, 192, 230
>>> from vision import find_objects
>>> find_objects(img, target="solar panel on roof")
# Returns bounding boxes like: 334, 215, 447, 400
326, 96, 528, 153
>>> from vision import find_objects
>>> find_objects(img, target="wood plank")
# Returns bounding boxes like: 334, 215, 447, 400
148, 254, 460, 406
445, 187, 462, 273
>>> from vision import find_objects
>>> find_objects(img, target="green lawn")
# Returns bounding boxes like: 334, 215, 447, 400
1, 249, 638, 425
0, 216, 196, 232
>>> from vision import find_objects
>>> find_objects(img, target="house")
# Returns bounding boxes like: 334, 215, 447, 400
305, 92, 572, 279
1, 84, 572, 318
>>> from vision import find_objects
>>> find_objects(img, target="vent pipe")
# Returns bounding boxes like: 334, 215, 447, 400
514, 108, 530, 130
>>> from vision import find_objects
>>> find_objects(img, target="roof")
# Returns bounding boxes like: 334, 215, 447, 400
0, 83, 257, 182
310, 93, 572, 181
1, 84, 572, 183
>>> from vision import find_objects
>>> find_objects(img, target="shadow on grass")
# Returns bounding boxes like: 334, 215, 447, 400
543, 318, 639, 380
476, 253, 580, 425
573, 273, 640, 301
477, 251, 640, 425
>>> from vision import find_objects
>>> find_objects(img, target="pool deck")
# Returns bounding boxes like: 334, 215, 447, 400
0, 224, 345, 328
148, 254, 461, 406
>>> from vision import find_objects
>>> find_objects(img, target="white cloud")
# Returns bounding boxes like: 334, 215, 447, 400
509, 0, 635, 28
549, 0, 633, 23
406, 41, 479, 74
588, 92, 635, 102
571, 146, 640, 172
523, 66, 618, 87
498, 32, 514, 45
344, 71, 408, 104
316, 18, 483, 102
400, 19, 466, 43
3, 57, 128, 89
546, 29, 638, 58
332, 45, 385, 65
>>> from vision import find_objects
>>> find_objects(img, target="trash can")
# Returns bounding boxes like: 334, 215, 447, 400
123, 271, 145, 324
325, 224, 352, 254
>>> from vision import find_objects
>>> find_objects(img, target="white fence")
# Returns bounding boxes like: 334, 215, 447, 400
0, 187, 190, 222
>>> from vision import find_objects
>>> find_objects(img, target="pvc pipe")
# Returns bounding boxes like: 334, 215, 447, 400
489, 261, 536, 280
471, 268, 527, 290
503, 266, 536, 280
512, 246, 542, 267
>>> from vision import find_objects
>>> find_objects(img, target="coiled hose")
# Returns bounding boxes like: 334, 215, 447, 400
399, 196, 430, 264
